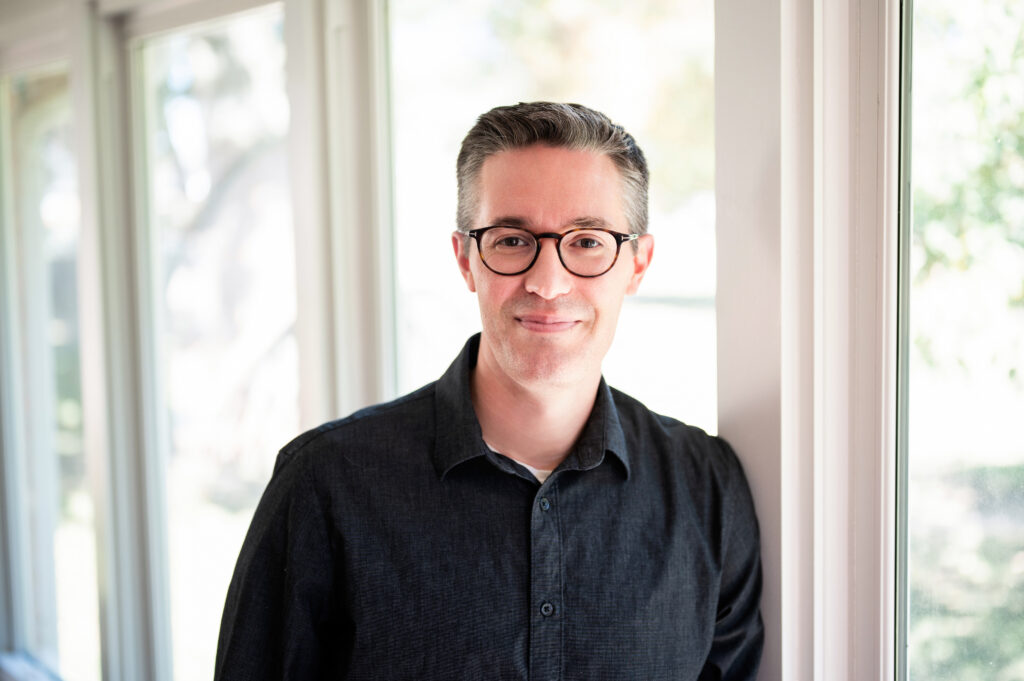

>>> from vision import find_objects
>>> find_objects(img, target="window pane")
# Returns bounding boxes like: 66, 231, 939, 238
7, 68, 101, 681
135, 7, 297, 681
907, 0, 1024, 678
389, 0, 717, 432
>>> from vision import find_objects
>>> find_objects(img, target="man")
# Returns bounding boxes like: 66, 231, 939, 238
216, 102, 763, 680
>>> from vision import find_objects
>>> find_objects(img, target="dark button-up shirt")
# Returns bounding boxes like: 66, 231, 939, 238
216, 335, 763, 681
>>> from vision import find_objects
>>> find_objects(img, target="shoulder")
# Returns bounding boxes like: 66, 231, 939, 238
610, 387, 740, 463
272, 382, 437, 475
609, 386, 750, 494
609, 387, 760, 551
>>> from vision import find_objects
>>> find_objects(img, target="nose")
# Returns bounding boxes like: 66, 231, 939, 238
523, 238, 573, 299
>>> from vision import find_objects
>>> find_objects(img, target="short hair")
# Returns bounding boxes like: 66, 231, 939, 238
455, 102, 649, 236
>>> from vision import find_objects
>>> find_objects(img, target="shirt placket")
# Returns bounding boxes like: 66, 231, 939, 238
529, 482, 563, 680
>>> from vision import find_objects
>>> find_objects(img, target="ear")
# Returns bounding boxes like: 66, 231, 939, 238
452, 232, 477, 292
625, 234, 654, 295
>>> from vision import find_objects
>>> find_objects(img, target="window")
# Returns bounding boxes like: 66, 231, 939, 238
0, 1, 921, 680
904, 0, 1024, 677
132, 6, 298, 680
1, 66, 102, 681
389, 0, 718, 431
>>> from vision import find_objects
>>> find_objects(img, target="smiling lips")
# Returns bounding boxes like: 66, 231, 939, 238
515, 314, 580, 333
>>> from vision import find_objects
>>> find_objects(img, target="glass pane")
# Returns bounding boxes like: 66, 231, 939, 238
8, 68, 101, 681
389, 0, 717, 432
136, 6, 298, 681
907, 0, 1024, 678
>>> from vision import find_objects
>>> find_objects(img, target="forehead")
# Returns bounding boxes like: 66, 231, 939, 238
476, 145, 626, 229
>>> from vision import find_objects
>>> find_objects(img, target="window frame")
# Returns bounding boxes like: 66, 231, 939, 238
0, 61, 33, 665
2, 61, 72, 673
0, 0, 907, 679
715, 0, 902, 678
894, 1, 913, 678
0, 39, 93, 681
70, 5, 169, 680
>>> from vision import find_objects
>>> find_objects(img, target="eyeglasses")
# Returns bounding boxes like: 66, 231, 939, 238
466, 226, 639, 278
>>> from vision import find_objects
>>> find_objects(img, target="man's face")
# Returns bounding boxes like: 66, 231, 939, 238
453, 144, 653, 389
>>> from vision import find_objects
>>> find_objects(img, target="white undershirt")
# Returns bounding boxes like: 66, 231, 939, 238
484, 441, 553, 483
515, 460, 553, 484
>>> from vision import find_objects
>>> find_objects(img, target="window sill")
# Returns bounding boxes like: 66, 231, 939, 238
0, 654, 60, 681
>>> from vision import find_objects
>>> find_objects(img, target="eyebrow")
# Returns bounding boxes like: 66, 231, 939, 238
487, 216, 613, 231
568, 216, 612, 230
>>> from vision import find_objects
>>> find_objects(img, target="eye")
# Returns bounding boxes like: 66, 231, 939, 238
565, 231, 610, 251
485, 228, 535, 252
494, 235, 530, 248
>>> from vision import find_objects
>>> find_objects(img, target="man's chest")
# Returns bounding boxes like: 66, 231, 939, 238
331, 465, 722, 680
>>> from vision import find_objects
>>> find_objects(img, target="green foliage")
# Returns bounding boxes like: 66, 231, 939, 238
964, 465, 1024, 516
912, 5, 1024, 294
909, 465, 1024, 680
908, 10, 1024, 677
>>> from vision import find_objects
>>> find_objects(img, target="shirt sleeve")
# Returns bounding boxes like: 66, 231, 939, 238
214, 447, 348, 680
700, 439, 764, 681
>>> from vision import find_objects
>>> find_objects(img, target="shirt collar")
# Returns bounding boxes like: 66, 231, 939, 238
432, 334, 631, 480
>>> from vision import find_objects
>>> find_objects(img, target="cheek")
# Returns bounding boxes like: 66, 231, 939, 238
588, 275, 631, 319
474, 275, 517, 313
594, 295, 624, 328
591, 292, 630, 342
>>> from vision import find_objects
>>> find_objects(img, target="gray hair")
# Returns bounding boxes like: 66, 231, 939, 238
455, 102, 649, 236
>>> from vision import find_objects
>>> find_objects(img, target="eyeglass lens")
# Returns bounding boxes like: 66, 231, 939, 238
479, 227, 620, 276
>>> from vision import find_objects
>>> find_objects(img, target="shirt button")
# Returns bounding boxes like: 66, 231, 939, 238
539, 497, 551, 511
540, 602, 555, 617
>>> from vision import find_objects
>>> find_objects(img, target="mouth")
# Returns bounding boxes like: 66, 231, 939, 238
515, 315, 580, 333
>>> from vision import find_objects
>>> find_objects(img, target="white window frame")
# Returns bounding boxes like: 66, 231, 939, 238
0, 57, 33, 671
3, 60, 65, 672
0, 0, 906, 679
283, 0, 396, 423
0, 25, 87, 681
716, 0, 902, 678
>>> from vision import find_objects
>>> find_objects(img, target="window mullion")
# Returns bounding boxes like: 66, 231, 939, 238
815, 0, 902, 678
716, 1, 901, 679
715, 0, 788, 677
321, 0, 396, 413
13, 95, 61, 667
894, 1, 913, 679
283, 0, 340, 427
284, 0, 398, 424
70, 5, 171, 681
0, 74, 33, 657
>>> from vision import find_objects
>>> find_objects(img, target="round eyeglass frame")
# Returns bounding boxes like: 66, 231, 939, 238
466, 226, 640, 278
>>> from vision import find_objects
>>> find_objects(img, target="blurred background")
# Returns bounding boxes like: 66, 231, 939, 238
0, 0, 1021, 680
906, 1, 1024, 678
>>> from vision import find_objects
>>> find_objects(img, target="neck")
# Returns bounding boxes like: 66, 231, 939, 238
471, 339, 600, 472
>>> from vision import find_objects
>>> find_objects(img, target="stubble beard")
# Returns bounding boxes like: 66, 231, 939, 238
486, 295, 600, 389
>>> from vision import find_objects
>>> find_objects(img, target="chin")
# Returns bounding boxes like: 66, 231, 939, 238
502, 346, 592, 388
